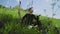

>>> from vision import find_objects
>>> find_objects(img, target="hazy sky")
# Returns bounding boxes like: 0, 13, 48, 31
0, 0, 60, 19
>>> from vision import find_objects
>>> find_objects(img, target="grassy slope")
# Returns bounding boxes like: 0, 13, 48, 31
0, 7, 60, 34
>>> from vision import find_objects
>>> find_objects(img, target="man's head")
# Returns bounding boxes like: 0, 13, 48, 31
28, 7, 33, 13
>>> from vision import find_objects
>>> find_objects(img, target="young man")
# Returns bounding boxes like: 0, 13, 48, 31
21, 7, 42, 30
21, 7, 36, 26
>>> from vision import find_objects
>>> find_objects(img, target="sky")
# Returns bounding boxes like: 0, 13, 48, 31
0, 0, 60, 19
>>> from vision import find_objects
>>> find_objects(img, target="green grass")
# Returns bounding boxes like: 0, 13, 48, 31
0, 7, 60, 34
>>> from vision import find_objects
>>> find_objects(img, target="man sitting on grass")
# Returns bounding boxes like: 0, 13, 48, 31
21, 7, 42, 31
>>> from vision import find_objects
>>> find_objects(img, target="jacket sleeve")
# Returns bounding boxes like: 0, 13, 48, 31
21, 14, 27, 22
33, 15, 37, 20
33, 15, 39, 21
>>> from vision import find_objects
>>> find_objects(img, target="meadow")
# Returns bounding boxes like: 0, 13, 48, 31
0, 6, 60, 34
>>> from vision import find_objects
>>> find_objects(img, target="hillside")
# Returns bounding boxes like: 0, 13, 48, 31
0, 6, 60, 34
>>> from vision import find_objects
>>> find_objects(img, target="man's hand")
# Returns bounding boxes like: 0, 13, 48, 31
39, 15, 41, 16
37, 15, 41, 17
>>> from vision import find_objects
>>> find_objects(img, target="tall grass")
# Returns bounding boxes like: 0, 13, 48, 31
0, 7, 60, 34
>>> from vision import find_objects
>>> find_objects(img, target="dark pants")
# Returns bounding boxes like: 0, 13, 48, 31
0, 22, 4, 28
34, 21, 42, 30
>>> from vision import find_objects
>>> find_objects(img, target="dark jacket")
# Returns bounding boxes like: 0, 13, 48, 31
22, 14, 37, 25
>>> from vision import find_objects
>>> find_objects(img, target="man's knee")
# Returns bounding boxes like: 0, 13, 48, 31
0, 22, 4, 28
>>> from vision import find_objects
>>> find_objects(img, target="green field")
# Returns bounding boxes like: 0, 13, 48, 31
0, 6, 60, 34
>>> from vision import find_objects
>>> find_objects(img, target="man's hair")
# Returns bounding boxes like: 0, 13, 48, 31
28, 7, 33, 11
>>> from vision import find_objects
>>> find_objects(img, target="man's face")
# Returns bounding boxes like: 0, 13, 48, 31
30, 8, 33, 13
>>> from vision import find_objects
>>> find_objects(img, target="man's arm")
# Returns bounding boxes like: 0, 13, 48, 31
33, 15, 41, 21
21, 14, 27, 22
